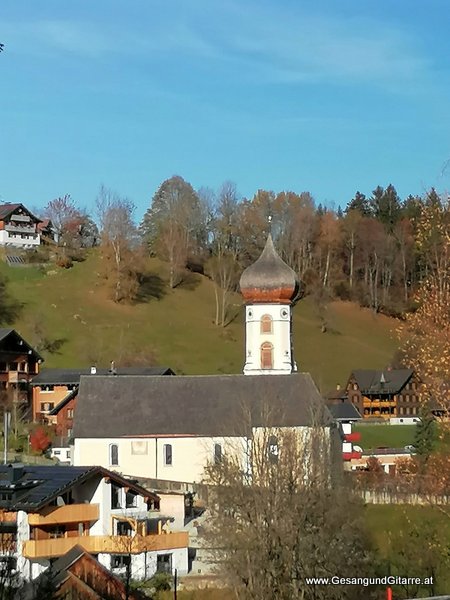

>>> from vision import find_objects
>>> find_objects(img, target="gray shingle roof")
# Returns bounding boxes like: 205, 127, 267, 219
0, 465, 158, 510
74, 373, 332, 439
30, 366, 175, 385
327, 403, 362, 421
352, 369, 414, 394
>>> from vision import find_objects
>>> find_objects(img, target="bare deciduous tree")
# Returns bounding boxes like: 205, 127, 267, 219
203, 420, 377, 600
96, 185, 142, 303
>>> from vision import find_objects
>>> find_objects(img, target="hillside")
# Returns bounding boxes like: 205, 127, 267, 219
0, 252, 398, 392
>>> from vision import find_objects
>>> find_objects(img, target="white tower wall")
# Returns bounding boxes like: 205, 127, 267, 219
243, 303, 296, 375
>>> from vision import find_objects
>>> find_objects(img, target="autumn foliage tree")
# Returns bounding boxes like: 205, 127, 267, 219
30, 426, 51, 454
398, 196, 450, 414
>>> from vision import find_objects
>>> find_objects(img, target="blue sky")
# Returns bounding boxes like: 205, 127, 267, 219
1, 0, 450, 220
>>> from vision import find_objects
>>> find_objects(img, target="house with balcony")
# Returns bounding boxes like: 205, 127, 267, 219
0, 464, 189, 583
0, 329, 42, 407
30, 365, 175, 443
344, 369, 422, 421
0, 203, 41, 248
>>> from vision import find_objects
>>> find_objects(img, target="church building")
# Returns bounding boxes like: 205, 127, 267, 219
72, 235, 338, 484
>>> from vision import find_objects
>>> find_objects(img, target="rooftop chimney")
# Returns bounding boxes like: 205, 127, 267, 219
90, 366, 97, 375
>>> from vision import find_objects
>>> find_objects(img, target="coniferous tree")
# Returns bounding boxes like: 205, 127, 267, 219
413, 407, 437, 460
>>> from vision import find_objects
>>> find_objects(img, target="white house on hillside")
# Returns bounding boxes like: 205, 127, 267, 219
0, 204, 41, 248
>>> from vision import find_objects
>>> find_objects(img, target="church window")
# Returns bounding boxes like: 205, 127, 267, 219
163, 444, 172, 466
260, 342, 273, 370
260, 315, 273, 334
110, 444, 119, 466
214, 443, 222, 464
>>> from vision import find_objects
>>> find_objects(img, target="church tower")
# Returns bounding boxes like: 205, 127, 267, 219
239, 233, 300, 375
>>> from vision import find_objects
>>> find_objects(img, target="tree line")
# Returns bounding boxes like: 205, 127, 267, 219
20, 177, 450, 324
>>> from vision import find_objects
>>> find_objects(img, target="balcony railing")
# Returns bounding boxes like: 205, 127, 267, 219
4, 224, 36, 234
22, 531, 189, 559
28, 503, 100, 526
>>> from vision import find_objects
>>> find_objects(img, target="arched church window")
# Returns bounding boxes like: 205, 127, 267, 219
260, 342, 273, 369
109, 444, 119, 466
260, 314, 273, 334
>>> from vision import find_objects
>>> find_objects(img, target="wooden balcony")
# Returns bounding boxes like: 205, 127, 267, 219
363, 399, 396, 407
22, 532, 189, 559
28, 503, 99, 526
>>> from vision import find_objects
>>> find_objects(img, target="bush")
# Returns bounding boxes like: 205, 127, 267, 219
24, 248, 50, 264
55, 255, 73, 269
149, 572, 172, 592
333, 280, 351, 301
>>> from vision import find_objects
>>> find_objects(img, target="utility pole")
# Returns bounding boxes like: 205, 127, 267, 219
3, 411, 10, 464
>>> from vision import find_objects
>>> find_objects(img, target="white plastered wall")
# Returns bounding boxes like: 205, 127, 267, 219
243, 303, 295, 374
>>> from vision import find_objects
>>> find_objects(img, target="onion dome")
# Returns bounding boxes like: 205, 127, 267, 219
240, 234, 300, 304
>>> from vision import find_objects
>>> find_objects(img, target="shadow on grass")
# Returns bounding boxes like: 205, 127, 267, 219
135, 273, 167, 302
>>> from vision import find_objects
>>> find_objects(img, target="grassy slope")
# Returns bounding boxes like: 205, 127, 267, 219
354, 424, 416, 450
1, 252, 397, 391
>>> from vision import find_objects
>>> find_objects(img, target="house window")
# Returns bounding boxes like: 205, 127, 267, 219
49, 526, 66, 539
260, 342, 273, 370
260, 314, 273, 334
163, 444, 172, 466
67, 409, 74, 419
67, 428, 73, 439
110, 444, 119, 466
126, 491, 138, 508
156, 554, 172, 573
111, 484, 121, 509
111, 554, 131, 569
117, 521, 133, 536
214, 443, 222, 465
353, 383, 358, 390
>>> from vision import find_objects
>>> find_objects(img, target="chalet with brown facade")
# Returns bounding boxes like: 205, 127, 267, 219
0, 203, 41, 248
30, 366, 175, 442
345, 369, 421, 420
0, 329, 42, 406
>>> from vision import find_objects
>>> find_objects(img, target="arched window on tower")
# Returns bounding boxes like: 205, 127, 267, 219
260, 342, 273, 369
260, 314, 273, 334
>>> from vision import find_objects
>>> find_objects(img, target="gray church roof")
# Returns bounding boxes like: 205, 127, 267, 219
74, 374, 332, 439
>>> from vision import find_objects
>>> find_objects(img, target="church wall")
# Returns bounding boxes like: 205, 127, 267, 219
73, 435, 244, 483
